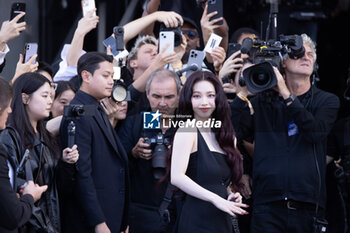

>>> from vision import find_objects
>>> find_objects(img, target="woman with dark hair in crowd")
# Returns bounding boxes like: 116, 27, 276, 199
50, 81, 76, 118
0, 77, 48, 233
0, 73, 79, 233
170, 70, 248, 233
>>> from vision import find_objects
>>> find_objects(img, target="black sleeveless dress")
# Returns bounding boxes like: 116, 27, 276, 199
176, 130, 233, 233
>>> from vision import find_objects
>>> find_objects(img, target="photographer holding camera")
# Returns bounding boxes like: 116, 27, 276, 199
118, 69, 181, 233
231, 33, 340, 233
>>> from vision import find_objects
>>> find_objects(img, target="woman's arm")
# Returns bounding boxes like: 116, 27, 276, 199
170, 129, 247, 216
46, 116, 62, 136
66, 10, 99, 67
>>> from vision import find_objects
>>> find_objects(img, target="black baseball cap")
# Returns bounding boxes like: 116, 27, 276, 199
182, 16, 200, 33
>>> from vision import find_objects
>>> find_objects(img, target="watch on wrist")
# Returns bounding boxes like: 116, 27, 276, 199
284, 93, 296, 105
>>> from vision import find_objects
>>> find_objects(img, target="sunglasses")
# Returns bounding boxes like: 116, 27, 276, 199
182, 29, 198, 40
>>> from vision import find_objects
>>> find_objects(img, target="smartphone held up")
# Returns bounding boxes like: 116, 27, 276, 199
24, 43, 38, 64
10, 2, 26, 23
81, 0, 96, 17
158, 31, 175, 54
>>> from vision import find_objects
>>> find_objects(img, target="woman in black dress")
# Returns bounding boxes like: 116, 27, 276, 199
170, 71, 248, 233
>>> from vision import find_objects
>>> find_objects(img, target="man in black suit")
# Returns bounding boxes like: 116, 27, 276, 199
0, 77, 47, 233
60, 52, 129, 233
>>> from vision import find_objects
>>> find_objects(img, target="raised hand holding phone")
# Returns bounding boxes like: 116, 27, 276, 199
207, 0, 223, 25
81, 0, 96, 17
11, 53, 38, 84
0, 12, 26, 51
10, 2, 26, 23
76, 9, 99, 35
24, 43, 38, 64
159, 31, 174, 54
186, 49, 205, 78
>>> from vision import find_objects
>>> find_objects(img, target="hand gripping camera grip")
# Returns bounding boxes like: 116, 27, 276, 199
67, 121, 76, 149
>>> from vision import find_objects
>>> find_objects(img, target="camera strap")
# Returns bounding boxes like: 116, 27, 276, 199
237, 93, 254, 115
158, 183, 177, 222
344, 119, 350, 154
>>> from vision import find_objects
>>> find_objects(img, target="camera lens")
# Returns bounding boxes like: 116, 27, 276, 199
251, 70, 270, 87
112, 85, 127, 102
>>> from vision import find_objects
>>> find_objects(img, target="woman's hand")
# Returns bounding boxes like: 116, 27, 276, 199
212, 194, 248, 217
62, 145, 79, 164
11, 54, 38, 84
227, 192, 243, 204
211, 46, 226, 72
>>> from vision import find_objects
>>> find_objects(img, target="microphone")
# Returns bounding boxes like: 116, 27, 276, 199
241, 38, 253, 54
176, 64, 199, 77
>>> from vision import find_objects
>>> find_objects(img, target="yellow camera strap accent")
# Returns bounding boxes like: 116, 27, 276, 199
237, 93, 254, 115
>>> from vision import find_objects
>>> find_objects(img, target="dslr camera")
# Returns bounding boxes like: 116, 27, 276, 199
239, 35, 305, 94
144, 132, 170, 179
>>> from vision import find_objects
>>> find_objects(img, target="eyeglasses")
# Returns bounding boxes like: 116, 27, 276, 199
182, 29, 198, 40
50, 82, 58, 91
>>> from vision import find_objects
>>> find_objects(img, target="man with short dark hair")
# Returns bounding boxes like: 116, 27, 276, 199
60, 52, 129, 233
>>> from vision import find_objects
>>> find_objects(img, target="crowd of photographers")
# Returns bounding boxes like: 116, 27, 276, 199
0, 1, 350, 233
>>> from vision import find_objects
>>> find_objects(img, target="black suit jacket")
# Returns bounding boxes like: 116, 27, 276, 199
59, 91, 129, 233
0, 145, 34, 233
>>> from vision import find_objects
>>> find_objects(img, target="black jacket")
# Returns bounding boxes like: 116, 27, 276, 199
0, 143, 34, 233
0, 126, 75, 233
231, 86, 340, 208
60, 90, 129, 233
117, 111, 174, 206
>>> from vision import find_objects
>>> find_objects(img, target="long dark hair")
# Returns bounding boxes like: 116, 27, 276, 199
0, 77, 13, 114
168, 71, 243, 191
54, 81, 76, 100
9, 73, 58, 156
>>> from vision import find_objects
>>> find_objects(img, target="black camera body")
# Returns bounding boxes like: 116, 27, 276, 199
113, 26, 124, 52
63, 105, 95, 148
63, 104, 95, 119
159, 19, 183, 47
240, 35, 305, 94
144, 132, 170, 179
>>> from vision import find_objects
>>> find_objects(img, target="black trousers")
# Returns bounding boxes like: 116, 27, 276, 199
250, 201, 323, 233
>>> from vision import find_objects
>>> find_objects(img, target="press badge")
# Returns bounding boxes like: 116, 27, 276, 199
287, 121, 299, 136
